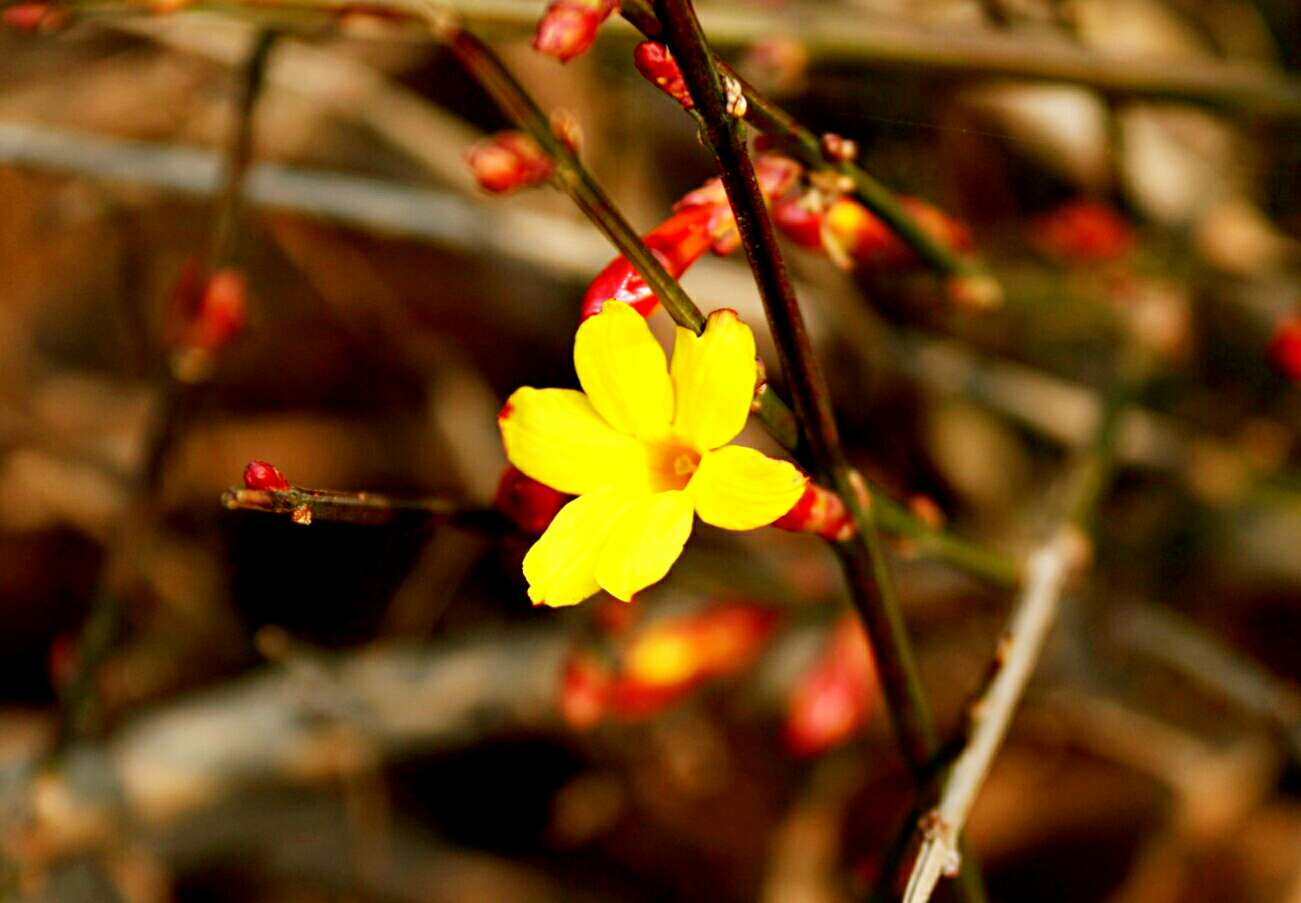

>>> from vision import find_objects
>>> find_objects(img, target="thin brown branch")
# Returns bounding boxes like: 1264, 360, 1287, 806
222, 484, 510, 532
900, 355, 1143, 903
649, 0, 986, 898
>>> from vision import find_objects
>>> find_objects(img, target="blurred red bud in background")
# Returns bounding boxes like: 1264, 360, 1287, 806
1030, 199, 1134, 263
532, 0, 617, 63
1269, 314, 1301, 381
558, 652, 613, 730
785, 615, 879, 756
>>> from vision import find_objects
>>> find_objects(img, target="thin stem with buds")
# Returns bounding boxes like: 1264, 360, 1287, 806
222, 484, 509, 531
55, 29, 279, 747
618, 0, 1001, 305
419, 3, 1016, 589
647, 0, 986, 898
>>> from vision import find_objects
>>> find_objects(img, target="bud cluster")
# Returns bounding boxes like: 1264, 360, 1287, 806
581, 155, 802, 319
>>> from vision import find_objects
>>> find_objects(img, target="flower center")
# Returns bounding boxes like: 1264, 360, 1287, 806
646, 441, 701, 492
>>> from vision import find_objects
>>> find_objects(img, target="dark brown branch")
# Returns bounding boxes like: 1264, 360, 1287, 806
648, 1, 987, 898
222, 484, 511, 532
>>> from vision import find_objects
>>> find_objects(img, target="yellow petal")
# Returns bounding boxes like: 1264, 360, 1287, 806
670, 308, 757, 451
523, 487, 638, 607
575, 303, 673, 441
688, 445, 808, 530
499, 387, 646, 496
595, 490, 695, 602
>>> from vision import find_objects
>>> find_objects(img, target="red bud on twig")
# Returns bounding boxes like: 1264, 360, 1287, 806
634, 41, 693, 109
494, 466, 569, 534
774, 482, 854, 541
581, 156, 803, 320
532, 0, 617, 63
243, 460, 291, 492
466, 131, 553, 194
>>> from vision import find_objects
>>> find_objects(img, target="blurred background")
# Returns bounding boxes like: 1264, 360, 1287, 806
1, 0, 1300, 900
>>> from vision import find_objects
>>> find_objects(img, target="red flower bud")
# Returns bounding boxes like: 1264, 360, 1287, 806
466, 131, 553, 194
187, 269, 248, 350
1031, 199, 1134, 263
581, 205, 715, 320
3, 2, 65, 30
580, 157, 802, 320
785, 616, 878, 756
823, 195, 970, 271
1269, 314, 1301, 382
494, 465, 569, 534
773, 195, 825, 249
532, 0, 616, 63
166, 258, 248, 363
243, 460, 291, 492
774, 482, 854, 541
633, 41, 692, 109
606, 603, 778, 719
559, 651, 612, 730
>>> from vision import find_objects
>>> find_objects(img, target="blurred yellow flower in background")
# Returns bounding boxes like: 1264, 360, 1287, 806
499, 303, 807, 606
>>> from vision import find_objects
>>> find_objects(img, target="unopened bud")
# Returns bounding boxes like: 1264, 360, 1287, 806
466, 131, 553, 194
559, 652, 611, 730
533, 0, 616, 63
785, 616, 877, 756
773, 195, 825, 249
1269, 314, 1301, 381
494, 466, 569, 534
550, 109, 583, 155
167, 261, 249, 380
723, 75, 747, 118
187, 268, 248, 350
3, 1, 66, 30
820, 132, 857, 163
774, 482, 854, 542
243, 460, 291, 492
1030, 199, 1134, 263
633, 41, 692, 109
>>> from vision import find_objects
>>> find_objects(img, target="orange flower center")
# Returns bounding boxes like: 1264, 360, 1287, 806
646, 441, 701, 492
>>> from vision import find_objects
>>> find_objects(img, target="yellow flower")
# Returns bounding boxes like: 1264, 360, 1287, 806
499, 304, 808, 607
